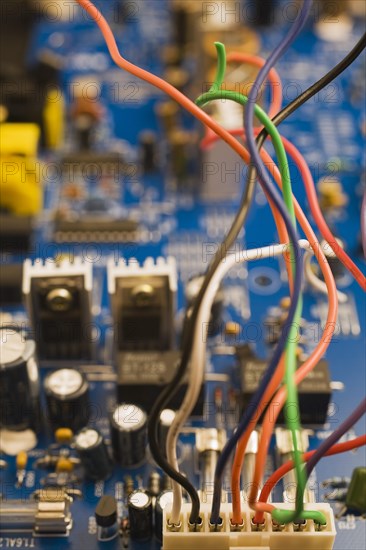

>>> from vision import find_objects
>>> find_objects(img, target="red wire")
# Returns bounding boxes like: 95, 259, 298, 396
202, 129, 366, 291
254, 434, 366, 523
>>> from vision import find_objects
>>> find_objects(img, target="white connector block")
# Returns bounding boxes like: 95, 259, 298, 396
162, 502, 336, 550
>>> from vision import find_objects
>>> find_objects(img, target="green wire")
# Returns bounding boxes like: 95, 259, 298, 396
196, 43, 326, 526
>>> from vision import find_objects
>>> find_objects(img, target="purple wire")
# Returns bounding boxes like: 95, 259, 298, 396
210, 0, 313, 525
306, 398, 366, 476
361, 189, 366, 259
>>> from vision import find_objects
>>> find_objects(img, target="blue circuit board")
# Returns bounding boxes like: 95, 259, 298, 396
0, 1, 365, 549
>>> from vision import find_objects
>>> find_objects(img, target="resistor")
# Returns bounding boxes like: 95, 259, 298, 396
16, 451, 28, 488
324, 488, 348, 502
124, 475, 135, 497
147, 472, 161, 497
155, 101, 179, 136
322, 477, 351, 489
161, 475, 172, 491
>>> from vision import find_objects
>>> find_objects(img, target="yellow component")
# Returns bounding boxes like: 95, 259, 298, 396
43, 87, 65, 149
280, 297, 291, 310
318, 178, 348, 209
16, 451, 28, 470
0, 123, 42, 215
0, 123, 40, 157
224, 322, 241, 336
55, 428, 74, 445
55, 457, 74, 474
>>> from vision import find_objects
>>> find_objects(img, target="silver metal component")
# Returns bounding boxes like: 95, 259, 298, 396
0, 489, 73, 536
168, 520, 182, 532
196, 429, 226, 497
47, 369, 84, 397
112, 404, 146, 431
275, 428, 313, 504
242, 431, 259, 498
330, 381, 345, 391
46, 288, 73, 312
131, 283, 155, 306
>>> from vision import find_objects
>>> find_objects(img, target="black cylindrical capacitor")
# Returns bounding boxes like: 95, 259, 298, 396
74, 427, 112, 481
155, 490, 174, 541
128, 490, 153, 541
95, 495, 119, 541
44, 368, 90, 432
0, 328, 40, 431
139, 131, 158, 173
110, 403, 147, 467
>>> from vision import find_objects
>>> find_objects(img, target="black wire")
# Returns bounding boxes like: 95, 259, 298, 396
147, 32, 366, 525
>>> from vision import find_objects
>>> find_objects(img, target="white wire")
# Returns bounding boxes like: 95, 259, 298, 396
304, 250, 348, 303
165, 239, 331, 525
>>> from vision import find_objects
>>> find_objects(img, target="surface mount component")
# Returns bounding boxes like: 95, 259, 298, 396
74, 427, 112, 481
116, 351, 204, 415
108, 256, 177, 353
22, 257, 93, 360
0, 327, 40, 431
162, 502, 336, 550
238, 346, 332, 425
44, 368, 90, 432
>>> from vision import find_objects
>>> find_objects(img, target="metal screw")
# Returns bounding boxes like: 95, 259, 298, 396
131, 284, 155, 307
46, 288, 73, 312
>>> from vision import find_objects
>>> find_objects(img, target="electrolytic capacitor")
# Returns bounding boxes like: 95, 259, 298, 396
110, 403, 147, 467
0, 328, 40, 431
95, 495, 119, 541
74, 428, 112, 481
128, 490, 153, 541
155, 490, 174, 541
44, 368, 90, 432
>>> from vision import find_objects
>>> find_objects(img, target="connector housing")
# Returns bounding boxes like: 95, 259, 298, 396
162, 502, 336, 550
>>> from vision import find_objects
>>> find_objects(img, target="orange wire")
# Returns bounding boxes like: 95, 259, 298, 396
231, 137, 339, 525
75, 0, 289, 258
203, 52, 283, 146
254, 434, 366, 518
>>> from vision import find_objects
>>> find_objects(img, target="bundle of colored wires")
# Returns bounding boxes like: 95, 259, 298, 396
194, 48, 343, 525
75, 0, 366, 527
210, 0, 313, 526
256, 434, 366, 517
255, 401, 366, 523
